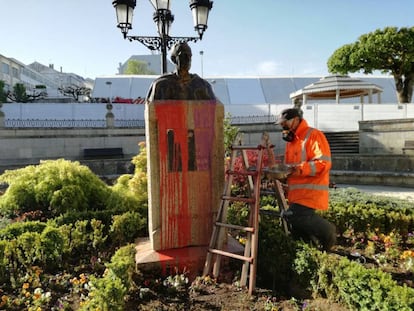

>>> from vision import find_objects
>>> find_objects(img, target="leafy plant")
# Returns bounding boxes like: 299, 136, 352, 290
110, 211, 146, 246
105, 244, 137, 290
78, 245, 136, 311
293, 243, 414, 310
0, 80, 7, 103
0, 159, 111, 218
40, 226, 64, 269
223, 113, 240, 156
0, 221, 47, 240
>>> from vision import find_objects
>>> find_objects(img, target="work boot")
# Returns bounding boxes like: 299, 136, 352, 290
321, 223, 337, 251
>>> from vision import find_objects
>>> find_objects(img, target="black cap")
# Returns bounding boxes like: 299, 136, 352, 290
276, 108, 301, 124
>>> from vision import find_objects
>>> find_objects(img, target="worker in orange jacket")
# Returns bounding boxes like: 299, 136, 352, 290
277, 108, 336, 251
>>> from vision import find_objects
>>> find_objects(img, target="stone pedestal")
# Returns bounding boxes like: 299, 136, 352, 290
144, 100, 224, 251
105, 103, 114, 128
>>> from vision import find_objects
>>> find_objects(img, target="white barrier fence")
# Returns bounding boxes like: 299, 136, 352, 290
225, 103, 414, 131
1, 102, 413, 132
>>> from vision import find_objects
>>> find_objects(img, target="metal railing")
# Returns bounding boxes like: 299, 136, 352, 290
114, 119, 145, 128
230, 115, 276, 125
4, 119, 145, 128
4, 116, 273, 128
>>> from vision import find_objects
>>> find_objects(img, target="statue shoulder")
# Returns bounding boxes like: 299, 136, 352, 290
153, 73, 177, 83
190, 73, 211, 85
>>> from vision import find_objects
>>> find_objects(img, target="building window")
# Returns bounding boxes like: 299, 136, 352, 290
1, 63, 10, 75
12, 67, 19, 78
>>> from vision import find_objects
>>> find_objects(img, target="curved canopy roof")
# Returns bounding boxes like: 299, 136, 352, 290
289, 75, 383, 103
92, 74, 400, 105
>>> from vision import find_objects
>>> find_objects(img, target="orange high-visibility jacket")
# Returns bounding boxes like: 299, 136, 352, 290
284, 119, 332, 210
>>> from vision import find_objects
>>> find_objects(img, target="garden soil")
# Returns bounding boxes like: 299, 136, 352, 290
132, 282, 351, 310
133, 184, 414, 310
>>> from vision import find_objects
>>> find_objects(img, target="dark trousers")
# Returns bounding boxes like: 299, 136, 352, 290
286, 203, 336, 251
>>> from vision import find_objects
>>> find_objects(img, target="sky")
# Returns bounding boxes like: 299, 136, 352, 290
1, 0, 414, 79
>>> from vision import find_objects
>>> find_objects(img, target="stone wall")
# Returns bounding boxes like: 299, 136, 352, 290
236, 121, 414, 187
359, 119, 414, 154
0, 127, 145, 174
1, 118, 414, 187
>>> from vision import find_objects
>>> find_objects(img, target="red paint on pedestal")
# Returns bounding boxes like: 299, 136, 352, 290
154, 101, 217, 250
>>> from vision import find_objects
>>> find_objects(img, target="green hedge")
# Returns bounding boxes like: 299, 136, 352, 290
325, 188, 414, 237
293, 243, 414, 311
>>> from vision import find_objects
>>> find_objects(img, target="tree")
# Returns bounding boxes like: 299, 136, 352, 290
7, 83, 47, 103
327, 26, 414, 103
0, 80, 7, 103
9, 83, 29, 103
58, 85, 91, 102
124, 59, 156, 75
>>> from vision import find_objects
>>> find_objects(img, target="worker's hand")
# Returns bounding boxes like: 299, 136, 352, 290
287, 164, 302, 176
286, 165, 296, 176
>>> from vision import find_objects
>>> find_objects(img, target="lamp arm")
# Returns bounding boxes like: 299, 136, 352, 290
126, 35, 200, 51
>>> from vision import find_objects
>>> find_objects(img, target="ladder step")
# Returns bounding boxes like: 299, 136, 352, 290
221, 196, 255, 203
231, 145, 264, 150
215, 222, 255, 232
226, 170, 258, 176
260, 190, 276, 196
208, 248, 254, 263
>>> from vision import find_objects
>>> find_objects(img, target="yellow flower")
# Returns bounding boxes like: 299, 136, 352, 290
33, 292, 41, 300
1, 295, 8, 306
70, 277, 80, 285
80, 273, 87, 284
401, 250, 414, 260
22, 283, 30, 289
34, 267, 42, 277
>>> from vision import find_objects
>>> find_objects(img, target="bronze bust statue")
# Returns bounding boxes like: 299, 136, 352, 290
146, 42, 216, 101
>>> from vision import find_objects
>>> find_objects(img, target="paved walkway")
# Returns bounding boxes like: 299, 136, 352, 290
337, 184, 414, 202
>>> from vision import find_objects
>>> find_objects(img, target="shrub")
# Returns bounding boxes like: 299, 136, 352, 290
110, 211, 147, 246
106, 143, 148, 216
15, 231, 42, 268
40, 226, 64, 270
127, 142, 148, 207
0, 159, 111, 218
80, 270, 127, 311
327, 188, 414, 237
257, 212, 296, 293
80, 245, 136, 311
293, 243, 414, 310
0, 240, 8, 284
106, 243, 136, 290
0, 221, 47, 240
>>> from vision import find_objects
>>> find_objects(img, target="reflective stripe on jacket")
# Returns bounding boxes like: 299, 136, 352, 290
284, 119, 331, 210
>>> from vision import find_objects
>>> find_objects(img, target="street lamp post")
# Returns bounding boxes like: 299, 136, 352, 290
200, 50, 204, 78
112, 0, 213, 74
105, 81, 112, 104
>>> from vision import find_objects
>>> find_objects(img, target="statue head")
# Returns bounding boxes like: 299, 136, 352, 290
170, 42, 192, 72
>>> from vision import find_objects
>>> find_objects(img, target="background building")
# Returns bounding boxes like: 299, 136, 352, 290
1, 53, 92, 102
